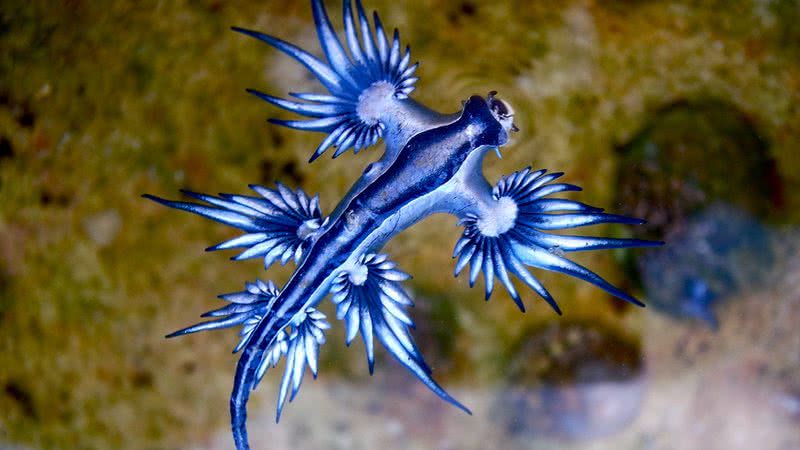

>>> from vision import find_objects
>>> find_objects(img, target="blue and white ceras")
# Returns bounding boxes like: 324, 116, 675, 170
144, 1, 661, 448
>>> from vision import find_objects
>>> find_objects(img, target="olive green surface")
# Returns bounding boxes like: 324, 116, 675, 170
1, 1, 798, 448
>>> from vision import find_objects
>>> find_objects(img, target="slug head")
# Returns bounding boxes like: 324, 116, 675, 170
487, 91, 519, 134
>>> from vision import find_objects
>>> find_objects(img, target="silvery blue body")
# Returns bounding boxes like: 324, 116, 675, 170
144, 2, 661, 449
231, 96, 506, 445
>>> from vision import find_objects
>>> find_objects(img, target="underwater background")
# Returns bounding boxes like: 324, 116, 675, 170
1, 0, 799, 449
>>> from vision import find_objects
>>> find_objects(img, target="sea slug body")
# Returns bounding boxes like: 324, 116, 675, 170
144, 1, 661, 448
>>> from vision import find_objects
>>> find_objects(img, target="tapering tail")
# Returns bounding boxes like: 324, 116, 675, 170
231, 342, 259, 450
230, 314, 282, 450
230, 298, 330, 450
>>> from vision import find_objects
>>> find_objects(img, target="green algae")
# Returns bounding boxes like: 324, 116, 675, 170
494, 320, 643, 440
1, 0, 799, 448
617, 99, 780, 239
503, 320, 642, 386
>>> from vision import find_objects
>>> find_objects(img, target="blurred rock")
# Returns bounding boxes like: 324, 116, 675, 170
495, 322, 643, 440
616, 100, 782, 239
638, 203, 774, 328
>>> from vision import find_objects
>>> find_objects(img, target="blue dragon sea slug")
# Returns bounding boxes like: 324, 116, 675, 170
144, 1, 661, 448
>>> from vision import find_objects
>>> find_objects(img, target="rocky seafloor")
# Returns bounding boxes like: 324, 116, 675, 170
1, 0, 799, 449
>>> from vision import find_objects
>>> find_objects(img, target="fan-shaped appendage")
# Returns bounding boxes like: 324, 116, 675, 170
166, 279, 281, 350
166, 278, 330, 422
454, 168, 662, 314
331, 253, 470, 414
255, 307, 330, 421
144, 183, 325, 269
235, 0, 419, 161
